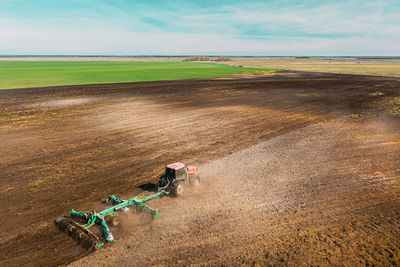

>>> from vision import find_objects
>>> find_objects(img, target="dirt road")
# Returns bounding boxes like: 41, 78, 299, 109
0, 71, 399, 265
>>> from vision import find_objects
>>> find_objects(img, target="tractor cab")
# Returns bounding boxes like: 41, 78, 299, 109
165, 162, 186, 181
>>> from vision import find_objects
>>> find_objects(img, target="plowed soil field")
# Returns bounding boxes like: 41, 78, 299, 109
1, 71, 399, 266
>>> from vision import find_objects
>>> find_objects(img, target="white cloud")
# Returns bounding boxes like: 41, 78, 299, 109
0, 0, 399, 55
0, 23, 398, 55
181, 2, 400, 39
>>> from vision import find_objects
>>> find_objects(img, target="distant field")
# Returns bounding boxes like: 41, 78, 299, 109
226, 58, 400, 77
0, 61, 274, 90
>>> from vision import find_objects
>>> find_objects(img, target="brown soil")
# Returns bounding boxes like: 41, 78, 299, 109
0, 71, 399, 266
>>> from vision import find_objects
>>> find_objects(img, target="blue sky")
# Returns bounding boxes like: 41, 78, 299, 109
0, 0, 399, 55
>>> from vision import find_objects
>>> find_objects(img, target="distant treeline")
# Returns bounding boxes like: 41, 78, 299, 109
1, 55, 399, 60
183, 56, 232, 62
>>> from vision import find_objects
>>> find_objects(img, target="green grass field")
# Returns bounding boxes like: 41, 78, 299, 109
0, 61, 274, 90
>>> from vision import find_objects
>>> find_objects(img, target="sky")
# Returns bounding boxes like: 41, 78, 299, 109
0, 0, 399, 56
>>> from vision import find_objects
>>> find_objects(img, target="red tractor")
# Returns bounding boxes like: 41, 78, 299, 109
158, 162, 200, 197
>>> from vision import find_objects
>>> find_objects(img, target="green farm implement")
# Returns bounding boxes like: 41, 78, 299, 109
55, 190, 169, 250
55, 162, 200, 250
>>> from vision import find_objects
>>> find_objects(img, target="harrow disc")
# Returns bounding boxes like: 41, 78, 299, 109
68, 225, 76, 235
55, 217, 103, 250
72, 230, 85, 241
92, 241, 102, 250
81, 235, 92, 249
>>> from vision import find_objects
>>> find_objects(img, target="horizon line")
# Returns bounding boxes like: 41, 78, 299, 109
1, 55, 400, 58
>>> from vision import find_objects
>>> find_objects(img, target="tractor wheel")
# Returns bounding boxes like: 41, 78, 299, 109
172, 181, 184, 197
190, 175, 200, 187
110, 216, 120, 227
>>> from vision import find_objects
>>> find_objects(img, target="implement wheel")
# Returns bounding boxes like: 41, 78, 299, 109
172, 181, 184, 197
110, 216, 120, 227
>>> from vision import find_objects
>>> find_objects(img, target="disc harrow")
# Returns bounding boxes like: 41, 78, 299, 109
55, 190, 169, 250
